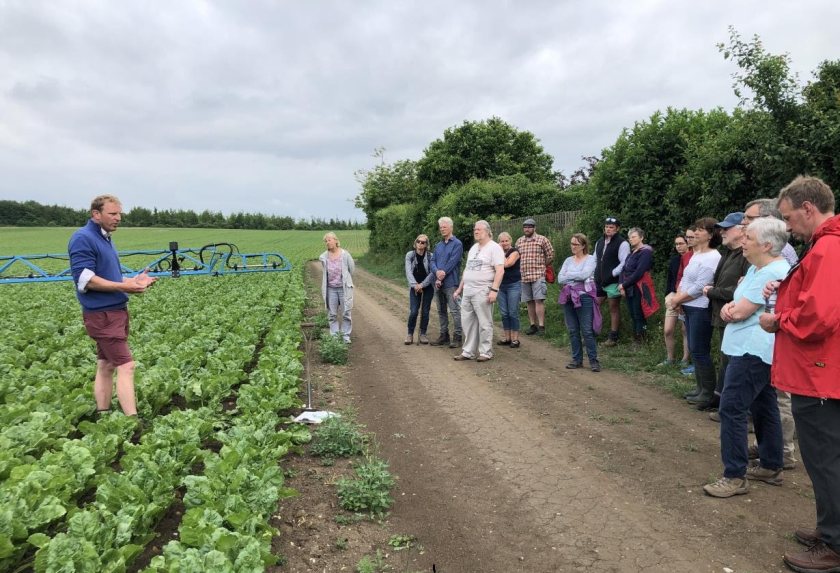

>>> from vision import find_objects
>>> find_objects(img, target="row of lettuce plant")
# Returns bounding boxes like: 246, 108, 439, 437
0, 274, 289, 571
144, 272, 311, 571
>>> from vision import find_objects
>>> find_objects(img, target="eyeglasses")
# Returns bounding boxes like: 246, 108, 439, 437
416, 240, 426, 244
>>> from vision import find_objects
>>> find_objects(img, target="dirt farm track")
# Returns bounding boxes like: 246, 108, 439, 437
283, 263, 815, 573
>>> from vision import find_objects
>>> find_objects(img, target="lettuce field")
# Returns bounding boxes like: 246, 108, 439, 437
0, 227, 369, 572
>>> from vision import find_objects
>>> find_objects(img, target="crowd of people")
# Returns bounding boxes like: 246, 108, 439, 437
70, 175, 840, 572
389, 176, 839, 572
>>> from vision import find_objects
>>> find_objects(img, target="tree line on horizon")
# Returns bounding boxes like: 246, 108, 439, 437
0, 200, 365, 231
355, 29, 840, 271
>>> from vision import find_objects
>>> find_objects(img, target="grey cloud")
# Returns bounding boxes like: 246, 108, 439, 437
2, 0, 839, 220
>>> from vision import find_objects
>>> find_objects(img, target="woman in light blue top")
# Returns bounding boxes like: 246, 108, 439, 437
704, 217, 791, 498
557, 233, 600, 372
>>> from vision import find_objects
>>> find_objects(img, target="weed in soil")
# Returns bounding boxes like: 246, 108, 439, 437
388, 534, 418, 551
320, 333, 349, 364
337, 456, 396, 516
310, 412, 368, 458
356, 549, 389, 573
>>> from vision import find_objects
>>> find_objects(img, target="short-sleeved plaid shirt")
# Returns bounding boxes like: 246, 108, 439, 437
515, 233, 554, 282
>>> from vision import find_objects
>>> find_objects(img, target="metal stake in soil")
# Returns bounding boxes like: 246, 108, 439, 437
294, 321, 337, 424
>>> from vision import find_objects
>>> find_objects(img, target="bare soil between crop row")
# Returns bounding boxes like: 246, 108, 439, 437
273, 263, 815, 573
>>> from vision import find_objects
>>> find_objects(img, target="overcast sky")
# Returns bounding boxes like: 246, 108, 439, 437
1, 1, 838, 222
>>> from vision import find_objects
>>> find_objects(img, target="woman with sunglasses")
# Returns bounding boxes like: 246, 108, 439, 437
404, 234, 435, 344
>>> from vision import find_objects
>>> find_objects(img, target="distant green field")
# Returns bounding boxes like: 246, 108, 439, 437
0, 227, 369, 259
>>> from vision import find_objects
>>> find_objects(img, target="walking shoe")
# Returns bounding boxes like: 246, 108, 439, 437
708, 411, 720, 422
510, 340, 520, 349
537, 326, 546, 336
404, 335, 413, 345
419, 334, 429, 345
603, 338, 618, 347
784, 457, 798, 470
703, 476, 748, 498
746, 464, 784, 485
449, 335, 463, 349
343, 336, 351, 344
566, 362, 582, 369
794, 527, 821, 547
430, 334, 450, 346
590, 360, 601, 372
681, 364, 695, 376
525, 324, 539, 335
748, 444, 759, 459
476, 355, 492, 362
657, 359, 676, 367
784, 541, 840, 573
684, 389, 701, 399
497, 338, 511, 346
453, 353, 473, 361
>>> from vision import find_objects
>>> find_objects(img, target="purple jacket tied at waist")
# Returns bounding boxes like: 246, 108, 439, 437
559, 281, 603, 334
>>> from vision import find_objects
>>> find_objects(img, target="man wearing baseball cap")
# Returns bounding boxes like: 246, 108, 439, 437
594, 217, 629, 346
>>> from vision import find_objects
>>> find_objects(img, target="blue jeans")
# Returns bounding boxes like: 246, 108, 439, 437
563, 296, 598, 365
719, 354, 782, 477
683, 306, 713, 367
497, 282, 521, 332
327, 286, 351, 337
407, 287, 434, 335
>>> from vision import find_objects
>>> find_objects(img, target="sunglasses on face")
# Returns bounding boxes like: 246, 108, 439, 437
416, 240, 426, 244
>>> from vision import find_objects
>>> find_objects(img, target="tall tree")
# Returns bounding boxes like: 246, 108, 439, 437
416, 117, 555, 200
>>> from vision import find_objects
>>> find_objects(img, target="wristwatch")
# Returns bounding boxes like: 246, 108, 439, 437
489, 287, 499, 292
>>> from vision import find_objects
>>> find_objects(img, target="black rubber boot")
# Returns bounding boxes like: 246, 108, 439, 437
687, 362, 717, 407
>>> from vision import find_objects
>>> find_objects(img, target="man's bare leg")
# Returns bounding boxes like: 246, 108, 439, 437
114, 361, 138, 416
535, 300, 546, 328
94, 359, 116, 410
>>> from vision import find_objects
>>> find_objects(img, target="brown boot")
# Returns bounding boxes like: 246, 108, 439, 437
784, 541, 840, 572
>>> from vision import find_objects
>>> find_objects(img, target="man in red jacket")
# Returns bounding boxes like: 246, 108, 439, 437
759, 176, 840, 572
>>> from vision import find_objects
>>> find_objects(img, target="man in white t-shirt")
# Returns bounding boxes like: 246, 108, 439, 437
453, 220, 505, 362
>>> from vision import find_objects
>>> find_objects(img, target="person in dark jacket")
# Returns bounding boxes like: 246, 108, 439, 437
594, 217, 629, 346
693, 212, 750, 411
404, 234, 435, 345
618, 227, 654, 342
660, 233, 690, 366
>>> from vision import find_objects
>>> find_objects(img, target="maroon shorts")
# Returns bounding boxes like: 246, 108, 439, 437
82, 309, 134, 366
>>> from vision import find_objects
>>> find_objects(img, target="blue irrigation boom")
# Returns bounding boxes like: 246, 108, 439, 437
0, 243, 292, 285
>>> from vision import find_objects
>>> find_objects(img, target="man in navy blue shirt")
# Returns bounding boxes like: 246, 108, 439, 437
69, 195, 156, 417
430, 216, 464, 348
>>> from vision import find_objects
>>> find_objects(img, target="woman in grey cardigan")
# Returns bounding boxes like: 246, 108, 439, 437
404, 233, 435, 344
320, 232, 355, 343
